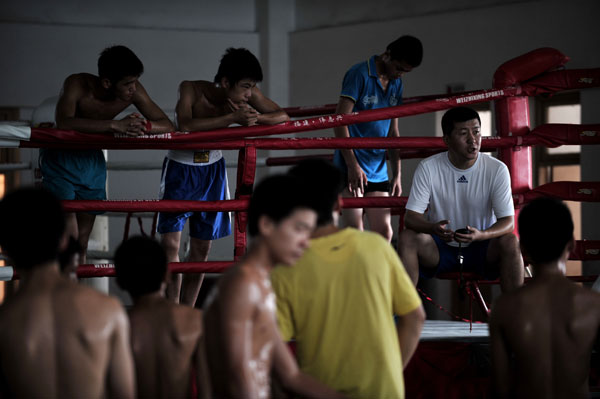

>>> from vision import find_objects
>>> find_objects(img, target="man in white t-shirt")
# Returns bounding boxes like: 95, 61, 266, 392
398, 107, 523, 292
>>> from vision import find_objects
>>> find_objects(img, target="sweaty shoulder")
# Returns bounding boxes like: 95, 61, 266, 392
218, 264, 261, 298
68, 281, 126, 319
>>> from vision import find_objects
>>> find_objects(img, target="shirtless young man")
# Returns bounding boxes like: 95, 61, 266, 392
0, 187, 135, 398
44, 45, 174, 263
203, 174, 344, 399
159, 47, 289, 306
115, 235, 206, 399
490, 197, 600, 398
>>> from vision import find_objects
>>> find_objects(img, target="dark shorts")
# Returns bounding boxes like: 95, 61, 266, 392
40, 149, 107, 201
364, 180, 389, 193
420, 235, 499, 280
339, 171, 389, 193
157, 157, 231, 240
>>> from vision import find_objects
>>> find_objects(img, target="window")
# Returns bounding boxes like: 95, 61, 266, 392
534, 92, 581, 276
434, 103, 493, 137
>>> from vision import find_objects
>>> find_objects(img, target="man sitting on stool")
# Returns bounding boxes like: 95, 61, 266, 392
398, 106, 523, 292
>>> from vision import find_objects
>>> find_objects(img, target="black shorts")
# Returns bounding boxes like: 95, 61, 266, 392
364, 180, 390, 193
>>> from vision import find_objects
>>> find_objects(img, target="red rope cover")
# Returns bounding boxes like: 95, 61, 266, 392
77, 261, 234, 278
515, 182, 600, 205
21, 87, 520, 150
17, 121, 600, 152
60, 181, 600, 214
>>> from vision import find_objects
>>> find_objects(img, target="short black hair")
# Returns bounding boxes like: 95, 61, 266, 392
214, 48, 263, 87
0, 187, 65, 269
288, 158, 343, 226
115, 236, 168, 298
247, 174, 313, 237
441, 107, 481, 137
387, 35, 423, 67
98, 45, 144, 84
518, 197, 573, 265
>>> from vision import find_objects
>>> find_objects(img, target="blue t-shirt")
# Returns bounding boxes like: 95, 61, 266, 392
333, 55, 404, 182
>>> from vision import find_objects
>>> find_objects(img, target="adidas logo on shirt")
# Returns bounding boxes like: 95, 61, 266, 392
457, 175, 468, 183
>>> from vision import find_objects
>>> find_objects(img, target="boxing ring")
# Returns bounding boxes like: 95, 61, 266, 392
0, 47, 599, 397
1, 47, 598, 279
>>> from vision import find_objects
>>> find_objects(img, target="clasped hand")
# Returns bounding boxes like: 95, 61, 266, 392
228, 99, 258, 126
116, 113, 149, 136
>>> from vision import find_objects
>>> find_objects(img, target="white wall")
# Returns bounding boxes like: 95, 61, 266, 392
0, 0, 256, 32
294, 0, 530, 31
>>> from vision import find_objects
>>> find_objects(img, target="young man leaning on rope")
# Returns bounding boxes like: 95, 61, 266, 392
44, 45, 174, 264
158, 47, 289, 307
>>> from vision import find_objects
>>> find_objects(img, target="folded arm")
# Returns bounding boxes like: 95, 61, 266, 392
131, 82, 174, 133
55, 75, 126, 134
249, 86, 290, 125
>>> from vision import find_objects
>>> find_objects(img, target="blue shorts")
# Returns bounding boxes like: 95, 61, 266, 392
157, 157, 231, 240
39, 149, 107, 201
420, 235, 499, 280
333, 148, 388, 183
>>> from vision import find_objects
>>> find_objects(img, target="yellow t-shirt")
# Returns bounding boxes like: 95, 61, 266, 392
271, 228, 421, 399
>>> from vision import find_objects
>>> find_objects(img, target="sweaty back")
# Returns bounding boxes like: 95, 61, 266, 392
0, 277, 128, 398
496, 277, 600, 398
127, 299, 203, 398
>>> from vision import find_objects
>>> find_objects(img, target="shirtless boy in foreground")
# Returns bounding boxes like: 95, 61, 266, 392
203, 174, 344, 399
490, 197, 600, 398
46, 45, 174, 263
115, 236, 206, 398
0, 187, 135, 398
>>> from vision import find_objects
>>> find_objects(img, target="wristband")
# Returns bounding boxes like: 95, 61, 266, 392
145, 120, 152, 132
